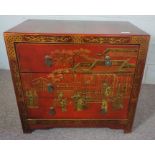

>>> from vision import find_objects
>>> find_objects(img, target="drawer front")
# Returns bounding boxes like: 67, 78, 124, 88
21, 73, 134, 119
16, 43, 139, 73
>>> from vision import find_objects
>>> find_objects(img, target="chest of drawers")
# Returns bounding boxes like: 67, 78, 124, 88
4, 20, 150, 133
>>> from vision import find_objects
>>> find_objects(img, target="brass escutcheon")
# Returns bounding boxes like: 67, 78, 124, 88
104, 55, 112, 66
45, 55, 52, 67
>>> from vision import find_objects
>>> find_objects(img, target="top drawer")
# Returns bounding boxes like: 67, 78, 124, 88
15, 43, 139, 73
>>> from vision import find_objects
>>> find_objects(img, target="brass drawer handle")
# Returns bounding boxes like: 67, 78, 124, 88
49, 107, 56, 115
47, 84, 54, 93
104, 55, 112, 66
45, 55, 52, 67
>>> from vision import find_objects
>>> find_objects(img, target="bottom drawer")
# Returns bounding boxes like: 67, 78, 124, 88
21, 73, 134, 120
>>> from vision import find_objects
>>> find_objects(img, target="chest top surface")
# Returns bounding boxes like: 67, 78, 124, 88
6, 19, 148, 35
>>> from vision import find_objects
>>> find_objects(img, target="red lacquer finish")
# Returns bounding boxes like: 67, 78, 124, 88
21, 73, 134, 119
16, 43, 139, 73
4, 20, 150, 133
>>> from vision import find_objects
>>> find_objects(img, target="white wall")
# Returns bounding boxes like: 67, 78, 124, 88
0, 15, 155, 84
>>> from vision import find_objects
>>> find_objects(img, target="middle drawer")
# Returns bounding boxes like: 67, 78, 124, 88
16, 43, 139, 73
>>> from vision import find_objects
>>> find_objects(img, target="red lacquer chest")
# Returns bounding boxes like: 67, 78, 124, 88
4, 20, 150, 133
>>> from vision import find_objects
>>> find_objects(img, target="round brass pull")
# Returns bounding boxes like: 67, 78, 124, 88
45, 55, 52, 67
104, 55, 112, 66
47, 84, 54, 93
